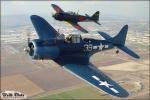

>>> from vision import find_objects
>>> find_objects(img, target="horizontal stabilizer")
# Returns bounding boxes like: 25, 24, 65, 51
98, 25, 140, 59
118, 46, 140, 59
98, 32, 111, 40
95, 21, 101, 25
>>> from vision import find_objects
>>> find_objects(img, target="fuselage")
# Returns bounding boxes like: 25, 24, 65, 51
53, 12, 94, 23
59, 39, 114, 54
27, 33, 115, 61
31, 38, 114, 56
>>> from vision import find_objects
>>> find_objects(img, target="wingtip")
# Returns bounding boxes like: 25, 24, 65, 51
30, 15, 40, 19
51, 4, 56, 7
124, 24, 128, 29
51, 4, 55, 6
135, 55, 140, 59
30, 15, 44, 23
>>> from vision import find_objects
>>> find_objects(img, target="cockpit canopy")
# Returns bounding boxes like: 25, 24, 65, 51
65, 34, 81, 43
67, 11, 78, 15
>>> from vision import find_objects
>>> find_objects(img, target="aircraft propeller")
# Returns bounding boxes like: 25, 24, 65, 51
24, 28, 31, 53
51, 10, 56, 24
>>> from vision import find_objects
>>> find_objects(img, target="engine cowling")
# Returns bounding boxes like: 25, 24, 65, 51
28, 39, 59, 60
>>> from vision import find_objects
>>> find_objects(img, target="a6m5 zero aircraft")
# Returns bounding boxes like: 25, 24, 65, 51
51, 4, 100, 33
25, 15, 140, 98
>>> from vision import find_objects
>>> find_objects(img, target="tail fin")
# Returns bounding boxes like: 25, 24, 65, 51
111, 25, 128, 46
99, 25, 140, 59
92, 11, 99, 22
111, 25, 140, 59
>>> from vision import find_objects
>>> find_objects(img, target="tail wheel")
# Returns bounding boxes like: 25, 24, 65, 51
116, 50, 119, 54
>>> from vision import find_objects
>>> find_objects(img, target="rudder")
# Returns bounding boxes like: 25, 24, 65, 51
111, 25, 128, 46
92, 11, 99, 21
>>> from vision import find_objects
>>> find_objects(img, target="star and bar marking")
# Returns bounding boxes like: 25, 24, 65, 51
92, 75, 119, 94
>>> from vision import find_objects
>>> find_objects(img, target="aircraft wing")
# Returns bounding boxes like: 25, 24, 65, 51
68, 22, 88, 33
54, 54, 129, 98
51, 4, 64, 13
30, 15, 59, 39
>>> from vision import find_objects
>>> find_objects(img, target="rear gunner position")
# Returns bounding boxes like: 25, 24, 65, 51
25, 15, 140, 98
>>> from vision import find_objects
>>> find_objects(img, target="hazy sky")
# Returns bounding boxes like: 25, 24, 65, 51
1, 1, 149, 19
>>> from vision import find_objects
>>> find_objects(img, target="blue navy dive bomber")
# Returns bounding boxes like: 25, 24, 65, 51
25, 15, 140, 98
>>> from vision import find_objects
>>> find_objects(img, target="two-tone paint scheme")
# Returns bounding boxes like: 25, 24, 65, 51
51, 4, 100, 33
25, 15, 140, 98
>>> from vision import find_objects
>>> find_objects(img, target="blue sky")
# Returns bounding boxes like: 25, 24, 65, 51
1, 1, 149, 20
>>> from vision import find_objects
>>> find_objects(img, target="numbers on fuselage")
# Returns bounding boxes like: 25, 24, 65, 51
84, 43, 109, 52
84, 44, 93, 51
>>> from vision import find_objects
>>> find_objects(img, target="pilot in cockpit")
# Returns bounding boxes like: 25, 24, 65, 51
65, 34, 81, 43
57, 33, 82, 43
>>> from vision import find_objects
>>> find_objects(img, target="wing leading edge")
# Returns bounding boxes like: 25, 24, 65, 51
62, 63, 129, 98
31, 15, 59, 39
51, 4, 64, 13
68, 22, 88, 33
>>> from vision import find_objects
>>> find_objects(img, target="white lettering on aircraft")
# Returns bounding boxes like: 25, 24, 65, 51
92, 75, 119, 94
84, 43, 109, 51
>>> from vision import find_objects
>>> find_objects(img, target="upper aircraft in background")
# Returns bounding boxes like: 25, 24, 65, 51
51, 4, 100, 33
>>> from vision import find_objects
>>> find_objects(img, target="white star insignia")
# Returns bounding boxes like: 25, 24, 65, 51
92, 75, 119, 93
99, 81, 113, 88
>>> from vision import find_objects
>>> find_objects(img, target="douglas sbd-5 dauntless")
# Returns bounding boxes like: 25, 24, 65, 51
24, 14, 139, 98
51, 4, 100, 33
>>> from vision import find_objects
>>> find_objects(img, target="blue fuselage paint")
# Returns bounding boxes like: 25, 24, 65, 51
34, 38, 114, 54
65, 40, 112, 53
29, 38, 114, 61
58, 40, 113, 54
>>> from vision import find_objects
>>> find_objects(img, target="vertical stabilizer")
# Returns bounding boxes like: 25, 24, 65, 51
111, 25, 128, 45
92, 11, 99, 22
